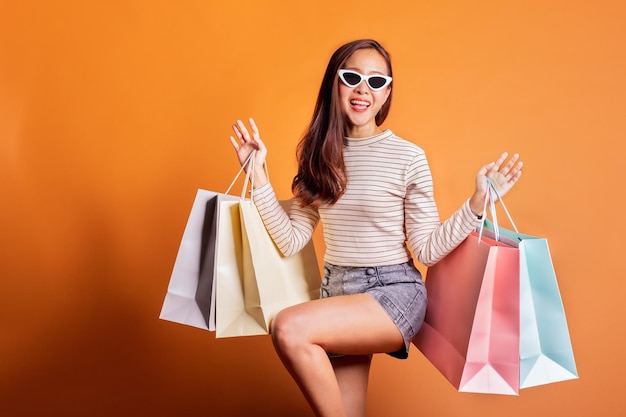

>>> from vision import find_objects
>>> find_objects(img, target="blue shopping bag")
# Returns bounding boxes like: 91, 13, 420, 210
483, 215, 578, 389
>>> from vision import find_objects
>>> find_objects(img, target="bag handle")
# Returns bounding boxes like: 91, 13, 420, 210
223, 150, 269, 200
225, 152, 254, 196
487, 181, 518, 233
477, 178, 519, 243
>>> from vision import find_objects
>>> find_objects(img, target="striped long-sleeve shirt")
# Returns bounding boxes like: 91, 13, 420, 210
252, 129, 481, 267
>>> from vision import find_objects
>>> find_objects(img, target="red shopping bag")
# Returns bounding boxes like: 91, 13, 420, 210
413, 231, 521, 395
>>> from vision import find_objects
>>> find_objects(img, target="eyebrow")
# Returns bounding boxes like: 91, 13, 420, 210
342, 67, 388, 75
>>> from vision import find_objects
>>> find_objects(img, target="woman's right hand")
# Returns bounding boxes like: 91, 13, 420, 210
229, 117, 269, 187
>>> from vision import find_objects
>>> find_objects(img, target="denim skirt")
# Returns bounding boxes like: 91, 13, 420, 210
321, 260, 427, 359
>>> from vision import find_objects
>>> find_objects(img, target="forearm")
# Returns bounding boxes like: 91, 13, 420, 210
252, 182, 319, 256
410, 199, 481, 266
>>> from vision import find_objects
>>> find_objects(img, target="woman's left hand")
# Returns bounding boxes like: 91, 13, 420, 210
469, 152, 523, 215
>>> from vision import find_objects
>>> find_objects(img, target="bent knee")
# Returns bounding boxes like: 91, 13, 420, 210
270, 308, 308, 351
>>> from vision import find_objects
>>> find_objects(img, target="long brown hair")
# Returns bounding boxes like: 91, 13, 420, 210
292, 39, 393, 207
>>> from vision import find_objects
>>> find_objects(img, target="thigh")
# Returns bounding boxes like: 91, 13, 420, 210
278, 293, 404, 355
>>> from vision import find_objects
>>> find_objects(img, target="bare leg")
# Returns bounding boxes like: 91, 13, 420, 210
270, 294, 403, 417
332, 355, 372, 417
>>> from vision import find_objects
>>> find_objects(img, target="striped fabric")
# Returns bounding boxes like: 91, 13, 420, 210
252, 130, 481, 267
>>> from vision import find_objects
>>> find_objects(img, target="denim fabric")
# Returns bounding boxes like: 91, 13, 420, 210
321, 260, 427, 359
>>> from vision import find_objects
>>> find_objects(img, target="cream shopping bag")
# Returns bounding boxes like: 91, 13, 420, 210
215, 153, 321, 337
238, 199, 321, 334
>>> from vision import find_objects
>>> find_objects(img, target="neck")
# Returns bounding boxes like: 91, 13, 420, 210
346, 124, 382, 139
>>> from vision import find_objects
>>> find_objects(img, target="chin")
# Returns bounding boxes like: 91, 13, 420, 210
348, 114, 373, 127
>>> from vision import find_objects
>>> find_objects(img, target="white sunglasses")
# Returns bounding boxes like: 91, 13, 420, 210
337, 69, 392, 91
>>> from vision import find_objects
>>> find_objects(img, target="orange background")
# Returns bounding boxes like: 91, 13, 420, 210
1, 1, 624, 416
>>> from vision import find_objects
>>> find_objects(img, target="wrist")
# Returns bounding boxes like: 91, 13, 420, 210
252, 166, 269, 188
469, 195, 485, 219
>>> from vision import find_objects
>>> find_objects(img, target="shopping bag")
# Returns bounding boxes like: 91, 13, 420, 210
214, 152, 321, 337
482, 219, 578, 389
238, 199, 321, 334
159, 189, 239, 330
160, 155, 254, 331
413, 231, 521, 395
213, 196, 271, 338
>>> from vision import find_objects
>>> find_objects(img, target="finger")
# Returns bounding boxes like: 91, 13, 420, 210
229, 136, 240, 151
236, 119, 251, 142
510, 162, 523, 181
501, 153, 520, 176
478, 161, 496, 176
505, 160, 521, 178
492, 152, 509, 171
248, 117, 260, 141
232, 123, 245, 141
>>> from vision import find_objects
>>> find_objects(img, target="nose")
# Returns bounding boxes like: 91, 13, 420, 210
354, 80, 370, 94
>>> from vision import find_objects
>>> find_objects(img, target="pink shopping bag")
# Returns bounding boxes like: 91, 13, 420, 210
413, 231, 521, 395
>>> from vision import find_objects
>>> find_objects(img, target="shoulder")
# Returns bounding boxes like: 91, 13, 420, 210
382, 130, 427, 160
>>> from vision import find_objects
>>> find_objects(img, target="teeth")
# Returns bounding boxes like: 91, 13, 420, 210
351, 100, 370, 106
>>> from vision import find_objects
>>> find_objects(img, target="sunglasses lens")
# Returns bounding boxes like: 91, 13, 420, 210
368, 76, 388, 90
342, 71, 362, 86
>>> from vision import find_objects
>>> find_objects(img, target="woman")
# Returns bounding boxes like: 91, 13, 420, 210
229, 39, 522, 417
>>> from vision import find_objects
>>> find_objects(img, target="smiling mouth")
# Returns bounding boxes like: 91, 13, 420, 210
350, 99, 370, 107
